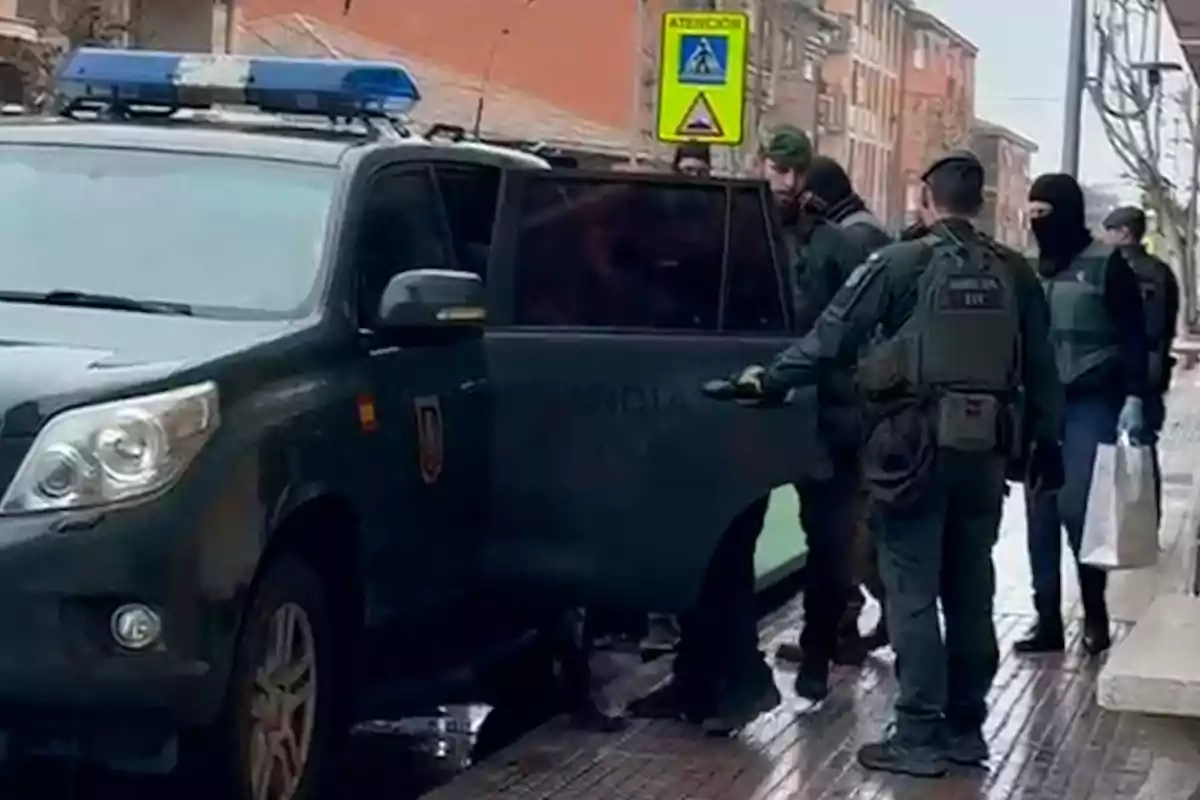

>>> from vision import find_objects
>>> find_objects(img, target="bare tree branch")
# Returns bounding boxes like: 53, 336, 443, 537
1088, 0, 1190, 284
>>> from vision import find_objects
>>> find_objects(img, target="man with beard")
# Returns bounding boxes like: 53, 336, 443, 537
727, 151, 1063, 776
1017, 175, 1150, 657
757, 126, 867, 698
1100, 205, 1179, 514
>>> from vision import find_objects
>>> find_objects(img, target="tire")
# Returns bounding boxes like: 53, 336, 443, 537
206, 556, 341, 800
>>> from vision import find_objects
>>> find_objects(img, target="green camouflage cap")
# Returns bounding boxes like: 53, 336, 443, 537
760, 124, 813, 172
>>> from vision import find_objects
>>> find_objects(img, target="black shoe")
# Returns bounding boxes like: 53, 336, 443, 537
794, 661, 831, 702
1014, 621, 1064, 654
943, 727, 988, 767
628, 680, 697, 721
775, 640, 804, 664
861, 619, 889, 652
700, 680, 782, 737
1083, 619, 1112, 655
857, 732, 948, 777
571, 704, 629, 733
832, 632, 868, 666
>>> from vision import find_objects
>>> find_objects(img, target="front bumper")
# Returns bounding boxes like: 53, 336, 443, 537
0, 494, 236, 732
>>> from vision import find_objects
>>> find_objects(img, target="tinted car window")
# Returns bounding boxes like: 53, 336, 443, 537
354, 166, 452, 324
722, 187, 788, 333
434, 164, 501, 277
0, 145, 335, 318
512, 176, 724, 330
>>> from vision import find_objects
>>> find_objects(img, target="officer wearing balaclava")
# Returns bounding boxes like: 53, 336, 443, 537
1018, 174, 1150, 657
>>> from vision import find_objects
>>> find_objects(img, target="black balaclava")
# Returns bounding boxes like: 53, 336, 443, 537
804, 155, 863, 221
1029, 173, 1091, 269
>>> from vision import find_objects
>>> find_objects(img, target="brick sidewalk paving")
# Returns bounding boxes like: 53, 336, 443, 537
423, 376, 1200, 799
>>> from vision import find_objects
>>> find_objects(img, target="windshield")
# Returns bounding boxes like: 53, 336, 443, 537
0, 145, 337, 318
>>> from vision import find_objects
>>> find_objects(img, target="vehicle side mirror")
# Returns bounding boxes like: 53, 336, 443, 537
375, 269, 486, 331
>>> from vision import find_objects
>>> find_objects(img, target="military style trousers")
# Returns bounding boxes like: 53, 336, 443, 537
876, 451, 1006, 743
673, 496, 773, 714
794, 449, 860, 664
1024, 394, 1118, 628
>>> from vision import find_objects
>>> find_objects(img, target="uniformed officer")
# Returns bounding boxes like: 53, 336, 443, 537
1100, 205, 1180, 512
731, 151, 1064, 777
755, 126, 871, 691
1018, 176, 1150, 657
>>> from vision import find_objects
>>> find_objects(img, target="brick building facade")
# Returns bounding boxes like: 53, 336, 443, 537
240, 0, 837, 169
969, 119, 1037, 252
818, 0, 908, 224
896, 5, 975, 226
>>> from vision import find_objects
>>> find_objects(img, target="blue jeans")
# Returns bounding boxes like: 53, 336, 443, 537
1024, 394, 1118, 624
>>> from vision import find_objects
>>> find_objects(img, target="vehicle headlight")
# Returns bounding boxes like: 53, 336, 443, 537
0, 382, 219, 515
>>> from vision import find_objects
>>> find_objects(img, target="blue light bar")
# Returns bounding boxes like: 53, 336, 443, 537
55, 49, 421, 118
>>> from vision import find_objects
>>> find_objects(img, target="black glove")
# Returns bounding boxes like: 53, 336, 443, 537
900, 222, 931, 241
1026, 439, 1065, 493
701, 368, 787, 405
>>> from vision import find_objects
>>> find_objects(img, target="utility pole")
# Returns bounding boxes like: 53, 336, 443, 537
1061, 0, 1088, 175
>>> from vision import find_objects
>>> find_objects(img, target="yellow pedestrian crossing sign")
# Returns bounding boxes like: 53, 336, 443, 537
656, 11, 748, 146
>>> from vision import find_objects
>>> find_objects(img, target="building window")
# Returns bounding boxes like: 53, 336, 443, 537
784, 36, 796, 68
913, 32, 926, 68
803, 57, 816, 82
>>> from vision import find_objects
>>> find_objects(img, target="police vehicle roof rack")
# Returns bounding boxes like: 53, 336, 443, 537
424, 122, 578, 167
53, 49, 421, 140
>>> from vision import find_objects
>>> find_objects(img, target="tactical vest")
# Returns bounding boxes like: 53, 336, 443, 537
1121, 245, 1172, 387
857, 229, 1021, 453
1042, 241, 1120, 386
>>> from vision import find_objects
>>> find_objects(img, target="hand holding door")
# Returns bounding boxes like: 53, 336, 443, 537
701, 365, 791, 406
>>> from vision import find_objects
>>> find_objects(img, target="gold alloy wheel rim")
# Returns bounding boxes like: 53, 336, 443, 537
248, 602, 318, 800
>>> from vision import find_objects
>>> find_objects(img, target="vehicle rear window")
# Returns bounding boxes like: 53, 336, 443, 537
0, 145, 337, 318
512, 175, 724, 330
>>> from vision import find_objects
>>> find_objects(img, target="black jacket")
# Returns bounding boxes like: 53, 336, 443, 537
831, 207, 893, 264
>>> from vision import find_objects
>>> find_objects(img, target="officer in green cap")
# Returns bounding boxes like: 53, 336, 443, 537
750, 125, 873, 698
727, 150, 1064, 777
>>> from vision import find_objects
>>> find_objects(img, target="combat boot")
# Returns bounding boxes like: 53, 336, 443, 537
857, 726, 948, 778
942, 725, 988, 767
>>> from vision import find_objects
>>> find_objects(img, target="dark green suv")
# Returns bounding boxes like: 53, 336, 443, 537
0, 49, 824, 798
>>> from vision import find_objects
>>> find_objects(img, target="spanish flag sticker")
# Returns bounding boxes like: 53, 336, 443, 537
357, 394, 377, 432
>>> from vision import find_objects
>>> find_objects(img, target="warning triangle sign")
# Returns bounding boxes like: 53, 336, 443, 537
675, 92, 724, 138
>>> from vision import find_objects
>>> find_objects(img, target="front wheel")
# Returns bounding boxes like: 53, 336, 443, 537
215, 557, 340, 800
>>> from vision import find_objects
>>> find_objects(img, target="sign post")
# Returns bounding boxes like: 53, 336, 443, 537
655, 10, 749, 147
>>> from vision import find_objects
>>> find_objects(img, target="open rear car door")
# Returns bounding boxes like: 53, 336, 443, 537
480, 169, 831, 614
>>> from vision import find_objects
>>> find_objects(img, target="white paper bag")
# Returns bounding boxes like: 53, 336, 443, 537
1080, 440, 1160, 570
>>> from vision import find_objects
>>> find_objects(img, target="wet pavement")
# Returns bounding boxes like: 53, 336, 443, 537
4, 376, 1200, 799
424, 375, 1200, 799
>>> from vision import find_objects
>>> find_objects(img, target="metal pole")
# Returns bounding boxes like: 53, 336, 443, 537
629, 0, 643, 165
1185, 87, 1199, 329
1153, 1, 1163, 161
225, 0, 238, 54
1061, 0, 1088, 175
